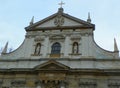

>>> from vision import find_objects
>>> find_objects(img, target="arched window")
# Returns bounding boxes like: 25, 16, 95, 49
34, 43, 41, 55
51, 42, 61, 54
72, 42, 79, 54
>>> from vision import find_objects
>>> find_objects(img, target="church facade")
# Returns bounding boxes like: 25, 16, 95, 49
0, 7, 120, 88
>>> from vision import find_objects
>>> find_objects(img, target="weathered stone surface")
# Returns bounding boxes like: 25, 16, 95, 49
0, 7, 119, 88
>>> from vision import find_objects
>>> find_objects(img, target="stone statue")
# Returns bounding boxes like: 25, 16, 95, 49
34, 43, 41, 55
73, 43, 78, 54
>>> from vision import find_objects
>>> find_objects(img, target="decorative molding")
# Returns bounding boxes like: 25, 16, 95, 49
50, 37, 65, 41
69, 53, 82, 55
50, 35, 65, 40
34, 36, 45, 42
49, 35, 65, 42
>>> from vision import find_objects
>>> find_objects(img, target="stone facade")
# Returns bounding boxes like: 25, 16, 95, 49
0, 8, 120, 88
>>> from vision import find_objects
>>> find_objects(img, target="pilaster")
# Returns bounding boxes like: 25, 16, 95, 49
64, 35, 70, 57
43, 36, 49, 58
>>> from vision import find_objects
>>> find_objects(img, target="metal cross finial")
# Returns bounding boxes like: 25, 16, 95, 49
58, 1, 65, 8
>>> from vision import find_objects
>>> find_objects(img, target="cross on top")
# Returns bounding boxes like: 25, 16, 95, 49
58, 1, 65, 8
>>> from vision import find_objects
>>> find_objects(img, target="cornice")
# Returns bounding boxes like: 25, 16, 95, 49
26, 26, 94, 32
0, 58, 120, 62
0, 68, 120, 76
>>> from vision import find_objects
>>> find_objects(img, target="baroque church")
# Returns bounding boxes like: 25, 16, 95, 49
0, 6, 120, 88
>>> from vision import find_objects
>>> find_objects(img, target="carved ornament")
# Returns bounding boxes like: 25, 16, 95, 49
54, 14, 64, 27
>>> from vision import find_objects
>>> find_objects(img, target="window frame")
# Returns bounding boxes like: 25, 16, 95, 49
51, 42, 61, 54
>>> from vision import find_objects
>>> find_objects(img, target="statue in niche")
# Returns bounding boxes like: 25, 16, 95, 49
73, 42, 78, 54
34, 43, 41, 55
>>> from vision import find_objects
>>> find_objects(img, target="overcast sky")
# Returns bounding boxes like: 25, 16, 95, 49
0, 0, 120, 51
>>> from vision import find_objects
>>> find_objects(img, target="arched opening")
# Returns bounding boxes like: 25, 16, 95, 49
51, 42, 61, 54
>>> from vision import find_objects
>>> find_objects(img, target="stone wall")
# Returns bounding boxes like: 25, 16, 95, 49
0, 73, 120, 88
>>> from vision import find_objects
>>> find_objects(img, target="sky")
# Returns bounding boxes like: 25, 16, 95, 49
0, 0, 120, 52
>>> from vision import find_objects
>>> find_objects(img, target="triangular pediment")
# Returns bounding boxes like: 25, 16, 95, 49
34, 60, 70, 71
25, 8, 95, 31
